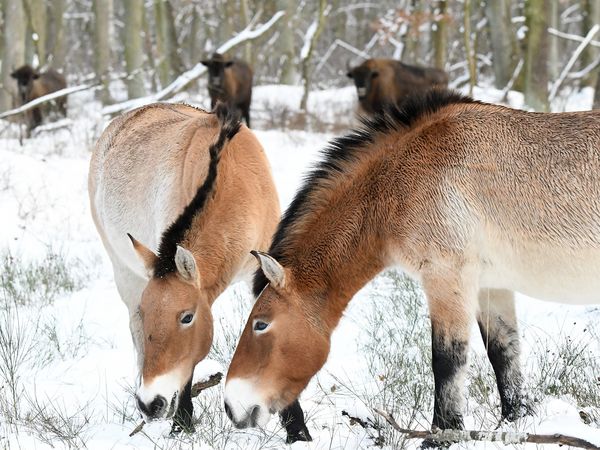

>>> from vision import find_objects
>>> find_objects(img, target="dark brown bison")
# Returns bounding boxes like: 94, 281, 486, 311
347, 59, 448, 114
11, 65, 67, 131
201, 53, 253, 127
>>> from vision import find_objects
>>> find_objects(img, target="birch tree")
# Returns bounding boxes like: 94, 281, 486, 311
22, 0, 46, 66
278, 0, 298, 84
582, 0, 600, 87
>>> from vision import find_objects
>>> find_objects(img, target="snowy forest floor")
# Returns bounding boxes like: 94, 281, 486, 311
0, 83, 599, 449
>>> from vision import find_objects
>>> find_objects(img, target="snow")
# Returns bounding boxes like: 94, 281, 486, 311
1, 83, 599, 449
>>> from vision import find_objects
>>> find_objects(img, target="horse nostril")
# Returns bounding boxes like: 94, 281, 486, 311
249, 405, 260, 427
224, 401, 233, 421
150, 395, 167, 417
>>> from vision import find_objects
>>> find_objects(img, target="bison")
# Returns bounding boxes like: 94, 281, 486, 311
201, 53, 253, 127
347, 59, 448, 114
11, 65, 67, 132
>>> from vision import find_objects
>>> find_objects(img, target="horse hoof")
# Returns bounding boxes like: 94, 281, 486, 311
285, 426, 312, 444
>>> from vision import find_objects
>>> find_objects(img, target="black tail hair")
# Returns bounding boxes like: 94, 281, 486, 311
153, 102, 242, 278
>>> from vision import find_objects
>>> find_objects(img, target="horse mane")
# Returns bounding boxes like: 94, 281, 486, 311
153, 102, 242, 278
252, 89, 476, 295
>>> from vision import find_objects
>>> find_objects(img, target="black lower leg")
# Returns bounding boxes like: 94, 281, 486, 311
279, 400, 312, 444
422, 331, 468, 449
171, 379, 194, 434
478, 320, 524, 421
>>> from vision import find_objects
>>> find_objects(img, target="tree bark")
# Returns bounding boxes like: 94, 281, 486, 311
278, 0, 297, 84
300, 0, 329, 111
22, 0, 46, 66
154, 0, 182, 87
432, 0, 448, 70
0, 0, 26, 112
463, 0, 476, 94
124, 0, 146, 98
45, 0, 65, 68
93, 0, 113, 104
484, 0, 516, 88
524, 0, 549, 111
593, 65, 600, 109
582, 0, 600, 87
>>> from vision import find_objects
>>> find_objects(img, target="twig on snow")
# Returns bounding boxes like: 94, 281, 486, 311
128, 372, 223, 438
374, 408, 600, 450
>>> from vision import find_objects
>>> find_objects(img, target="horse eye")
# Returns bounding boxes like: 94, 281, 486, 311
181, 313, 194, 325
254, 321, 269, 332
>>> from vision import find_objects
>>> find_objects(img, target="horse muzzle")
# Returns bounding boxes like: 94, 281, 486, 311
223, 378, 272, 428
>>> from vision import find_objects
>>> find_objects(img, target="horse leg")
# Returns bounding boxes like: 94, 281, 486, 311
171, 379, 195, 434
477, 289, 524, 421
422, 269, 477, 447
279, 399, 312, 443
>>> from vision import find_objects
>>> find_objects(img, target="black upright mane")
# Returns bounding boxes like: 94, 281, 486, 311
153, 103, 241, 278
252, 89, 476, 295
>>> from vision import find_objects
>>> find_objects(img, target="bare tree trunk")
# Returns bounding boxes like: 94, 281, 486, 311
593, 66, 600, 109
278, 0, 297, 84
484, 0, 516, 88
154, 0, 182, 87
240, 0, 252, 63
432, 0, 448, 70
22, 0, 46, 66
300, 0, 329, 111
548, 0, 559, 80
524, 0, 549, 111
582, 0, 600, 87
0, 0, 25, 112
46, 0, 65, 68
124, 0, 146, 98
93, 0, 113, 104
463, 0, 476, 94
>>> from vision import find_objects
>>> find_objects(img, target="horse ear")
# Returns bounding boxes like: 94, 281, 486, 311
251, 251, 286, 289
225, 61, 234, 68
128, 233, 157, 277
175, 245, 199, 284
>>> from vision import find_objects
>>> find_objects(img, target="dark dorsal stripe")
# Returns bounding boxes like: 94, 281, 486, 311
154, 102, 242, 278
252, 89, 476, 296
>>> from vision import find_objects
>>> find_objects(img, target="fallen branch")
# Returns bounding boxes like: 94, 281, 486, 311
128, 372, 223, 438
549, 23, 600, 100
103, 11, 285, 117
374, 408, 600, 450
0, 84, 96, 120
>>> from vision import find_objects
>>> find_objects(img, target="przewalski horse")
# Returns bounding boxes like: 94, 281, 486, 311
224, 90, 600, 444
89, 102, 310, 441
347, 59, 448, 115
201, 53, 253, 128
11, 64, 67, 132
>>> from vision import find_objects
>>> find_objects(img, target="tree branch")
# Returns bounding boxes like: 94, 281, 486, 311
374, 408, 600, 450
102, 11, 285, 117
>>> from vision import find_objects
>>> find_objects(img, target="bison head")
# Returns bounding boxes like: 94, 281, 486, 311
346, 65, 378, 100
11, 65, 39, 102
201, 53, 234, 91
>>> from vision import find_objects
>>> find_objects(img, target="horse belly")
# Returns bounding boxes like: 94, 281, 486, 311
479, 242, 600, 304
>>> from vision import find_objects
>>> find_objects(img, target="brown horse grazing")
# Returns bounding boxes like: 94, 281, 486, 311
347, 59, 448, 115
89, 102, 309, 440
201, 53, 253, 127
11, 64, 67, 131
224, 90, 600, 444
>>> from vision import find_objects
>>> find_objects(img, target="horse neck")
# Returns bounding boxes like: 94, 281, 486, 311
284, 156, 390, 331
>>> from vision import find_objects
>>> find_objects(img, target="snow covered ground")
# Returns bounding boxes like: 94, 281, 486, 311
0, 84, 599, 450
